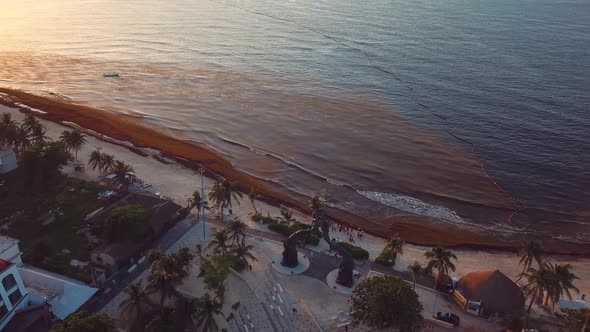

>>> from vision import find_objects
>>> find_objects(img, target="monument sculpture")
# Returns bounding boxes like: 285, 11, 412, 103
280, 211, 354, 287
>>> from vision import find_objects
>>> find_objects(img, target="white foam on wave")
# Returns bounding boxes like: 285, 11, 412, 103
357, 190, 464, 223
14, 102, 47, 114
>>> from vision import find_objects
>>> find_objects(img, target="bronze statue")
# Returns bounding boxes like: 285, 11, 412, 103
280, 213, 354, 287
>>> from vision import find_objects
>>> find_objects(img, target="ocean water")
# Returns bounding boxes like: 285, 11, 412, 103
0, 0, 589, 242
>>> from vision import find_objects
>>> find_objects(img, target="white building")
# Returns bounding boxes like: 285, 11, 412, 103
0, 149, 17, 174
0, 259, 30, 331
0, 236, 22, 265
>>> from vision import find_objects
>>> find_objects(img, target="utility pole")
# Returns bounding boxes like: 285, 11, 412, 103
199, 168, 206, 241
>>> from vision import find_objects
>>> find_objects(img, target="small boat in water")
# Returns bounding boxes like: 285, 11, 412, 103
103, 73, 120, 78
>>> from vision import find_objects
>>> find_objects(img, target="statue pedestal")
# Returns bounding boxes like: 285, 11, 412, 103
326, 269, 364, 295
271, 252, 310, 275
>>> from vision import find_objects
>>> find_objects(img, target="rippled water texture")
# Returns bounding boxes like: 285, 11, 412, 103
0, 0, 589, 242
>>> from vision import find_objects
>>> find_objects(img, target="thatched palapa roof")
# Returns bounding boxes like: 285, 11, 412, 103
456, 270, 524, 315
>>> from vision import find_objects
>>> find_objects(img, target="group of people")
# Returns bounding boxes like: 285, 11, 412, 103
328, 220, 365, 244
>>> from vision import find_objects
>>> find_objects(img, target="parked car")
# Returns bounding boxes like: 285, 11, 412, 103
433, 312, 460, 326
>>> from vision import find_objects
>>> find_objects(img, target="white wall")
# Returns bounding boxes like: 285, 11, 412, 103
0, 264, 29, 331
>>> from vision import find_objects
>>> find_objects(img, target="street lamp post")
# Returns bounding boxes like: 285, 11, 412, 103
199, 168, 206, 241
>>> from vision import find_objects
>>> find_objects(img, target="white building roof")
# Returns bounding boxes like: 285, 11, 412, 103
557, 298, 588, 310
0, 235, 19, 255
17, 265, 98, 320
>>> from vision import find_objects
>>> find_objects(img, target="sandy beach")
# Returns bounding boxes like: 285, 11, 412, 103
1, 101, 588, 301
1, 88, 589, 257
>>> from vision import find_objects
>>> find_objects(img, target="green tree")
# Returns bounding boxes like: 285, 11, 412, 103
20, 141, 71, 191
278, 207, 296, 226
104, 205, 152, 242
308, 193, 325, 219
120, 281, 152, 330
520, 263, 553, 327
193, 293, 224, 332
208, 178, 243, 220
30, 122, 48, 143
248, 187, 258, 214
208, 228, 231, 255
196, 245, 231, 299
88, 150, 102, 175
14, 125, 32, 156
144, 307, 177, 332
231, 238, 257, 271
544, 263, 579, 307
100, 153, 115, 174
386, 233, 405, 256
146, 248, 194, 307
51, 311, 115, 332
516, 240, 543, 282
424, 247, 457, 287
0, 113, 18, 149
22, 114, 41, 134
187, 190, 204, 221
407, 261, 423, 290
60, 129, 87, 161
226, 218, 247, 245
350, 275, 423, 331
112, 160, 134, 185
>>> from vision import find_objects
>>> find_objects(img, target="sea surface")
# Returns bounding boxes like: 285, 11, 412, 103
1, 0, 589, 243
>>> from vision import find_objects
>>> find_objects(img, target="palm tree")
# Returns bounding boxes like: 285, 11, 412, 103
248, 187, 258, 214
278, 207, 296, 226
30, 122, 48, 143
13, 125, 31, 155
545, 263, 579, 307
112, 160, 134, 185
208, 178, 242, 220
119, 281, 151, 329
22, 114, 40, 134
100, 153, 115, 174
232, 238, 257, 270
520, 263, 553, 326
88, 150, 102, 175
0, 113, 17, 148
187, 190, 203, 221
407, 261, 423, 290
145, 248, 194, 307
60, 129, 87, 160
308, 193, 325, 219
424, 247, 458, 287
207, 229, 230, 255
193, 293, 224, 332
386, 233, 404, 256
516, 240, 543, 282
226, 218, 247, 245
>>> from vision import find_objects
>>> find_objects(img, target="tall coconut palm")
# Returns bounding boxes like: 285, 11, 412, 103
22, 114, 40, 134
226, 218, 247, 245
208, 178, 242, 220
112, 160, 134, 185
30, 122, 48, 143
407, 261, 423, 290
146, 248, 194, 307
60, 129, 87, 160
386, 233, 405, 256
308, 193, 325, 219
516, 240, 543, 282
232, 238, 257, 270
0, 113, 18, 148
207, 229, 230, 255
424, 247, 458, 287
193, 293, 224, 332
278, 207, 296, 226
120, 281, 151, 330
187, 190, 203, 221
100, 153, 115, 174
88, 150, 103, 175
13, 125, 31, 155
248, 187, 258, 214
520, 263, 553, 327
546, 263, 579, 306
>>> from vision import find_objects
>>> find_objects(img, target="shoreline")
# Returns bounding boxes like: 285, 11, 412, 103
1, 87, 589, 257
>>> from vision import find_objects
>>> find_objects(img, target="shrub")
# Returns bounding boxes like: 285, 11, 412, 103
337, 242, 370, 260
104, 205, 152, 242
30, 241, 52, 264
375, 249, 396, 267
267, 222, 292, 237
251, 213, 275, 224
305, 233, 320, 246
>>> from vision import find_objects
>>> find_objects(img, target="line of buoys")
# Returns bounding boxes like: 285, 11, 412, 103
208, 0, 527, 223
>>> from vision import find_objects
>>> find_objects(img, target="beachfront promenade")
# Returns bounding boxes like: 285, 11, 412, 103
94, 212, 498, 331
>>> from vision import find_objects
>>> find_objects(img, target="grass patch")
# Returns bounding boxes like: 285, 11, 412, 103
0, 170, 105, 282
